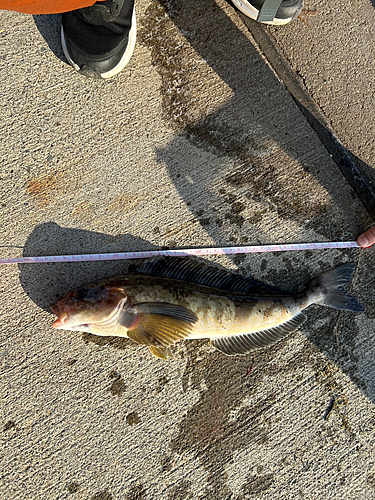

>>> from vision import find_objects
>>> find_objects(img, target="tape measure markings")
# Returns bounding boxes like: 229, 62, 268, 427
0, 241, 360, 265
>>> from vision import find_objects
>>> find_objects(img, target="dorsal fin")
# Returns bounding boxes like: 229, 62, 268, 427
211, 312, 307, 356
136, 257, 285, 295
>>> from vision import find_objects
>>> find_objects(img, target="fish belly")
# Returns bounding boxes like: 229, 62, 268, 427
188, 297, 303, 340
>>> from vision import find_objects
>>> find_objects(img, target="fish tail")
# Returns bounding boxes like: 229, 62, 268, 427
309, 263, 364, 312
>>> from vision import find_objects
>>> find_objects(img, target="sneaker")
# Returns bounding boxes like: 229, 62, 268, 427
61, 0, 136, 79
231, 0, 303, 25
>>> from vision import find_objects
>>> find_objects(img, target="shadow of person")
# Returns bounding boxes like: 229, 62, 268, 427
139, 0, 369, 247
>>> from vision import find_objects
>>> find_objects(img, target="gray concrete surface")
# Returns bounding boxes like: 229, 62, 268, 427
268, 0, 375, 185
0, 0, 374, 499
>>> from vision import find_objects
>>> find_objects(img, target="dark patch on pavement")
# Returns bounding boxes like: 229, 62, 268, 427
3, 420, 16, 431
240, 473, 274, 496
90, 490, 112, 500
160, 454, 173, 472
108, 370, 127, 396
156, 375, 169, 393
138, 0, 200, 132
167, 480, 192, 499
125, 484, 146, 499
109, 370, 120, 379
67, 482, 80, 494
109, 378, 127, 397
170, 342, 320, 498
126, 411, 140, 425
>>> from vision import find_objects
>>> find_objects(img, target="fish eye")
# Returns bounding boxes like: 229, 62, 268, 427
75, 289, 88, 300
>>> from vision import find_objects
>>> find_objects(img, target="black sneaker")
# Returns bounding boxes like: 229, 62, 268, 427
231, 0, 303, 25
61, 0, 136, 79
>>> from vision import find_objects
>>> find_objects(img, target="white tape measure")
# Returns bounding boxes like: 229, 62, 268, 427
0, 241, 361, 265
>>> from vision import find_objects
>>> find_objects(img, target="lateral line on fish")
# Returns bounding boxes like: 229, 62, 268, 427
0, 241, 362, 265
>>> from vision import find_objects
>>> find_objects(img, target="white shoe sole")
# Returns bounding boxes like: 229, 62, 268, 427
61, 8, 137, 79
231, 0, 297, 25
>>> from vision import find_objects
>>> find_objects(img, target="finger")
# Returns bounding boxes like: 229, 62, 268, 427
357, 226, 375, 248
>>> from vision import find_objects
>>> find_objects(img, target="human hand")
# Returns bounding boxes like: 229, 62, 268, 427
357, 227, 375, 248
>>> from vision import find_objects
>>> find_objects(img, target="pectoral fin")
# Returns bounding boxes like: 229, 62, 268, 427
123, 303, 198, 348
149, 346, 175, 360
211, 312, 306, 356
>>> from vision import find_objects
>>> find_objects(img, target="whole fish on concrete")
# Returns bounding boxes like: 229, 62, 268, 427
50, 257, 363, 359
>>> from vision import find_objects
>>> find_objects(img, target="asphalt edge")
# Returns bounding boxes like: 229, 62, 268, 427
237, 12, 375, 220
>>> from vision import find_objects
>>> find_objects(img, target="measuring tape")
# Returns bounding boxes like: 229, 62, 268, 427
0, 241, 361, 265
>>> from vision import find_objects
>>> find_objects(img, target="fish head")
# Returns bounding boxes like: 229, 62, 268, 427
50, 284, 128, 335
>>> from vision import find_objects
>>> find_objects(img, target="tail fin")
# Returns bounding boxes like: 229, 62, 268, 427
310, 263, 364, 312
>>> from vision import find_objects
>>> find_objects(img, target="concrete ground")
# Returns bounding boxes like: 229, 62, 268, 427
0, 0, 374, 499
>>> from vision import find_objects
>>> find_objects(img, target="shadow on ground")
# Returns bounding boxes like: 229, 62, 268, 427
138, 0, 370, 245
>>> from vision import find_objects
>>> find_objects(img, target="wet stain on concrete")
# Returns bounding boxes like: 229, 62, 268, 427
170, 351, 276, 497
225, 160, 328, 224
126, 411, 140, 425
156, 375, 169, 393
90, 491, 112, 500
108, 369, 127, 395
167, 480, 192, 500
67, 482, 80, 494
3, 420, 16, 431
139, 0, 204, 132
160, 454, 173, 472
169, 337, 337, 498
125, 484, 146, 499
109, 378, 127, 397
224, 210, 245, 228
240, 473, 274, 496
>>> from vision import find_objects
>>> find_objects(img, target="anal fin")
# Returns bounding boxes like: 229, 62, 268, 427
211, 312, 306, 356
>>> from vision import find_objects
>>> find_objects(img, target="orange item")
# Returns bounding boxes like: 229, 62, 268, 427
0, 0, 103, 14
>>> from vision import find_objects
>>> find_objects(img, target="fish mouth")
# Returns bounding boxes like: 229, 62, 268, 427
52, 318, 64, 329
51, 312, 69, 329
50, 302, 69, 329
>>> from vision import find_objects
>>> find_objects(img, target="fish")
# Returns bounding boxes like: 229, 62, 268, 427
50, 257, 364, 360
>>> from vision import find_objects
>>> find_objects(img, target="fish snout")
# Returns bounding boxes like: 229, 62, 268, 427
50, 301, 69, 329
